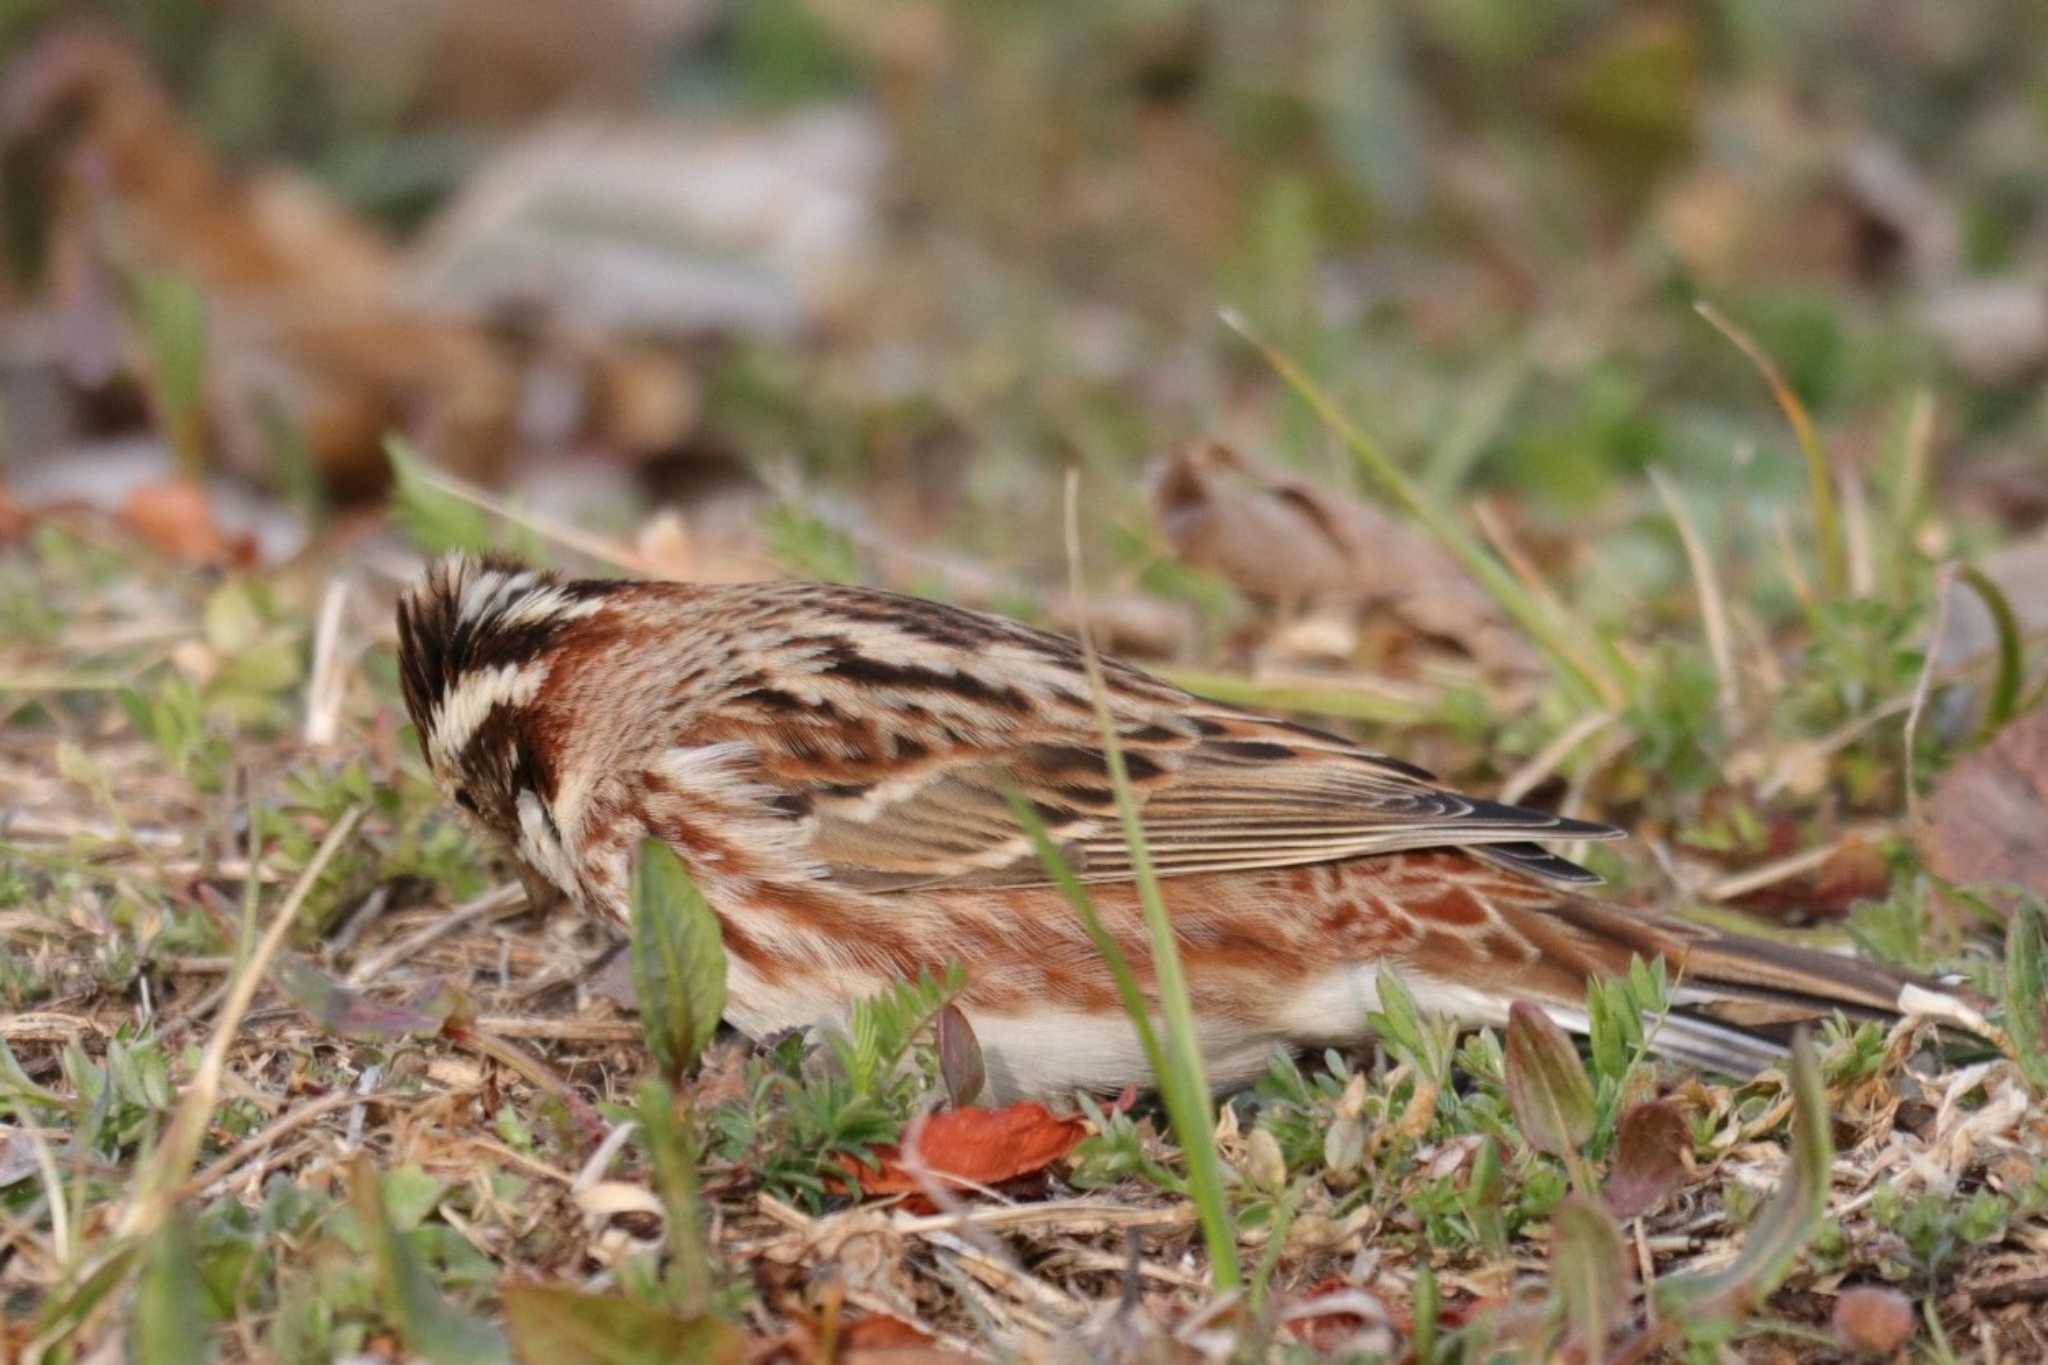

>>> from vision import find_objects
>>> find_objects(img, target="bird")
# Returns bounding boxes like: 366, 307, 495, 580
395, 552, 1970, 1099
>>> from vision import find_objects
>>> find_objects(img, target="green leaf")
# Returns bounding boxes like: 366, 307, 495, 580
1504, 1002, 1596, 1166
1549, 1195, 1629, 1358
350, 1158, 508, 1365
386, 436, 497, 556
2004, 899, 2048, 1091
502, 1285, 743, 1365
1369, 969, 1427, 1061
132, 1215, 213, 1365
1463, 1135, 1507, 1260
0, 1037, 63, 1107
630, 840, 728, 1079
381, 1166, 451, 1233
31, 1242, 141, 1356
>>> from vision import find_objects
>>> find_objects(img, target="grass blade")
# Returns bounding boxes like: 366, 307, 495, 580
1221, 307, 1617, 709
1057, 471, 1240, 1290
2003, 900, 2048, 1092
1695, 301, 1848, 601
134, 272, 209, 479
1957, 564, 2023, 738
1004, 794, 1171, 1082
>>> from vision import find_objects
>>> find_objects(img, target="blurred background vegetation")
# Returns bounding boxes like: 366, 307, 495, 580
5, 0, 2045, 551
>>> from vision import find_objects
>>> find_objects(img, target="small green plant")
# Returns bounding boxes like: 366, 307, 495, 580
706, 965, 961, 1206
121, 676, 232, 791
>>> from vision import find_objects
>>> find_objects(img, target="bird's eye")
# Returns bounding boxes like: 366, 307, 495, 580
453, 788, 479, 814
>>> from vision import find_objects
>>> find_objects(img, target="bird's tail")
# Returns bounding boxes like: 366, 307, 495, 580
1522, 892, 1991, 1075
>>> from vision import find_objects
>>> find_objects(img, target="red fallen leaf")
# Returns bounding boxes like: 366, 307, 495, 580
758, 1309, 970, 1364
118, 478, 254, 566
838, 1103, 1088, 1211
840, 1314, 936, 1350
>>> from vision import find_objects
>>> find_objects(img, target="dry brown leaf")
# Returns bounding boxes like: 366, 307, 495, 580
1045, 592, 1193, 660
1604, 1099, 1693, 1218
1917, 705, 2048, 909
1148, 440, 1541, 675
1726, 836, 1891, 925
1278, 1276, 1395, 1354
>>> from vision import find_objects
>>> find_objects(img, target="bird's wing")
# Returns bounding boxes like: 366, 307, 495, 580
687, 583, 1619, 891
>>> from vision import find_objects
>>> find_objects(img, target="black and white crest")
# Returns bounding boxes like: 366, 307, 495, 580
395, 554, 614, 775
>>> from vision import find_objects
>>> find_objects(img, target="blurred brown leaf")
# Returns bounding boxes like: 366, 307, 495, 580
1924, 280, 2048, 387
0, 482, 27, 540
1917, 705, 2048, 909
0, 24, 518, 496
1277, 1276, 1394, 1353
1727, 835, 1890, 925
1046, 592, 1193, 660
117, 478, 251, 566
278, 960, 462, 1041
1148, 440, 1540, 674
934, 1004, 985, 1110
1605, 1099, 1692, 1218
268, 0, 714, 126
